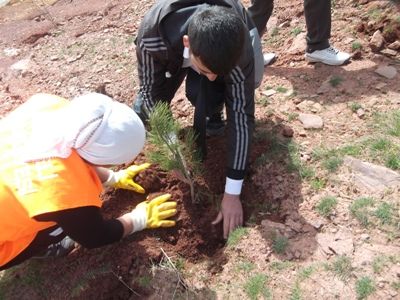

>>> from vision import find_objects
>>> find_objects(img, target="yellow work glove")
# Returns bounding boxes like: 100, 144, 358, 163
128, 194, 177, 233
103, 163, 150, 193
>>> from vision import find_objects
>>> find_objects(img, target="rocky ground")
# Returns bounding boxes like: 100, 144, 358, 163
0, 0, 400, 299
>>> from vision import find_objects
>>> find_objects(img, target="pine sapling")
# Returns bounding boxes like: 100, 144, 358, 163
147, 102, 201, 203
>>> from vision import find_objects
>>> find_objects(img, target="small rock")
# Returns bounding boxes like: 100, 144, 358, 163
369, 30, 384, 52
375, 65, 397, 79
331, 228, 338, 233
375, 82, 387, 90
294, 251, 301, 259
360, 233, 370, 241
388, 41, 400, 51
344, 37, 355, 44
381, 48, 398, 57
310, 219, 324, 229
282, 126, 294, 137
390, 290, 398, 297
262, 89, 276, 97
10, 59, 30, 72
298, 113, 324, 129
298, 130, 307, 137
378, 282, 385, 288
278, 21, 290, 28
3, 48, 20, 57
356, 108, 365, 118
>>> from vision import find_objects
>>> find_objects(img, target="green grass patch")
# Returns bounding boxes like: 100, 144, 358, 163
329, 75, 343, 87
349, 102, 363, 113
298, 266, 316, 281
310, 177, 326, 190
287, 112, 299, 122
350, 197, 375, 227
236, 260, 256, 273
370, 137, 392, 152
269, 261, 293, 272
290, 27, 302, 36
385, 152, 400, 170
322, 156, 343, 172
290, 282, 302, 300
374, 202, 394, 225
272, 235, 289, 254
256, 96, 270, 107
227, 227, 248, 248
287, 142, 315, 179
315, 196, 338, 217
352, 41, 362, 51
391, 280, 400, 290
375, 110, 400, 137
372, 256, 389, 274
355, 276, 376, 300
244, 274, 271, 300
330, 255, 353, 282
340, 144, 363, 156
137, 275, 152, 288
276, 86, 288, 93
368, 8, 383, 21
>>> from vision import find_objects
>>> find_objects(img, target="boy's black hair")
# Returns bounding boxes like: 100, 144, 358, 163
188, 6, 246, 76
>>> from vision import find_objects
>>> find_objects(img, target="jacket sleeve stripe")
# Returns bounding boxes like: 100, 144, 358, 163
230, 66, 248, 170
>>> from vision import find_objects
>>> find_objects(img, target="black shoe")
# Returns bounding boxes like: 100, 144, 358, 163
206, 112, 225, 137
34, 236, 76, 259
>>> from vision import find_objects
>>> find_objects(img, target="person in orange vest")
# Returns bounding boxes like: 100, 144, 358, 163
0, 93, 177, 270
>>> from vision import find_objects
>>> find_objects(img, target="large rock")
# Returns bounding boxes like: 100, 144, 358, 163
374, 65, 397, 79
288, 32, 307, 55
344, 157, 400, 192
316, 228, 354, 256
369, 30, 384, 52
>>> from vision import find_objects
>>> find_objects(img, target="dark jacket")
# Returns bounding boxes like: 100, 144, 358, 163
135, 0, 262, 180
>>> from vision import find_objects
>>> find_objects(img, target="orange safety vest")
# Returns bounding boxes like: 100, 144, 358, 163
0, 94, 103, 267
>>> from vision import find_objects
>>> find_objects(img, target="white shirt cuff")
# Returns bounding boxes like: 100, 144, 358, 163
224, 177, 243, 195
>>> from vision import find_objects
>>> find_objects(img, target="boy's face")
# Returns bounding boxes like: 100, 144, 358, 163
183, 35, 217, 82
190, 54, 218, 82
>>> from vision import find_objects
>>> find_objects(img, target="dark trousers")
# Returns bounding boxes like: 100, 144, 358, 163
247, 0, 331, 52
0, 225, 65, 270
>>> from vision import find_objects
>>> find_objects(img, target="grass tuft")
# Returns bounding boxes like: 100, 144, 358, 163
244, 274, 271, 300
355, 276, 376, 300
350, 197, 374, 227
272, 235, 289, 254
331, 255, 353, 282
227, 227, 248, 248
315, 196, 338, 217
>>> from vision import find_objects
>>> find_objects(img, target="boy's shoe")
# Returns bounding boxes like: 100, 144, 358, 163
206, 112, 225, 137
263, 52, 277, 66
305, 46, 350, 66
34, 236, 76, 259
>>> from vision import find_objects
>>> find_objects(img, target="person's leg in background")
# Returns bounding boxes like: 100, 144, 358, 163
304, 0, 350, 65
247, 0, 277, 66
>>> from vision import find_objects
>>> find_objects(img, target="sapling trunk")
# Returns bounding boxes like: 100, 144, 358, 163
147, 102, 200, 203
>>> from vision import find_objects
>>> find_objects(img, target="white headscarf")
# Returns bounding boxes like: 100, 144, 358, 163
25, 93, 145, 165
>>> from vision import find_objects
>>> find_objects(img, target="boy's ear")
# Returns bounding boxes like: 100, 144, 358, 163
182, 35, 190, 48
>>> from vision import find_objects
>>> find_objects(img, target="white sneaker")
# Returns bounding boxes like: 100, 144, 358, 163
263, 52, 277, 66
305, 46, 350, 66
